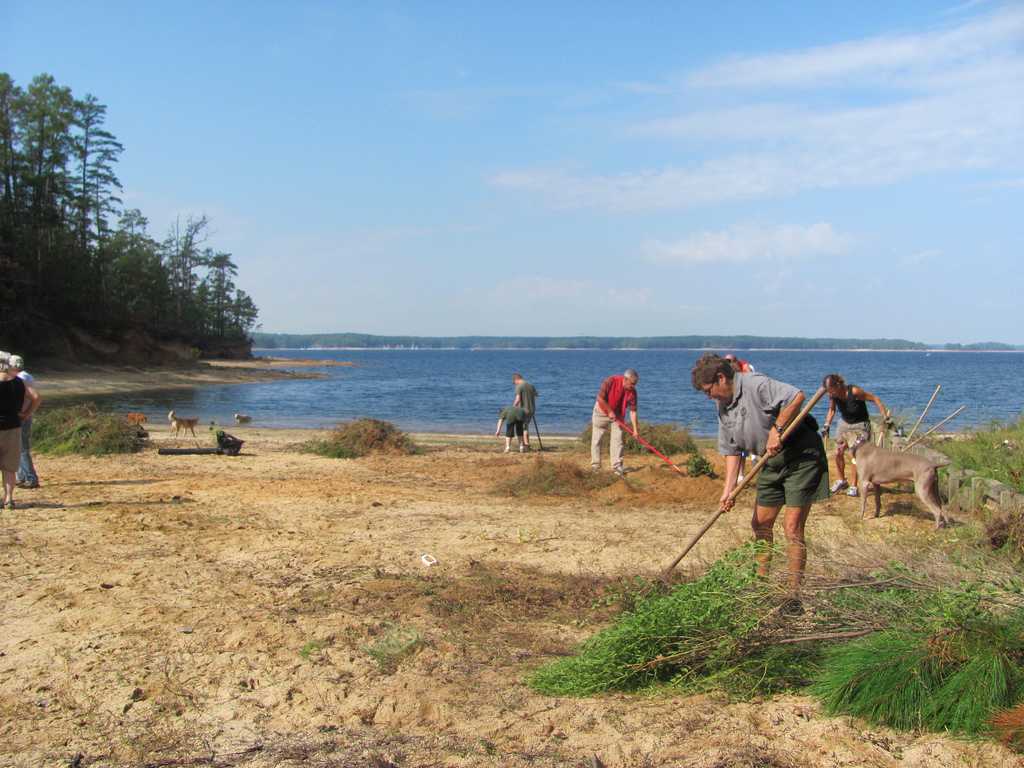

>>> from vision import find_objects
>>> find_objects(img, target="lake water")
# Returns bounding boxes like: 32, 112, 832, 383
86, 349, 1024, 437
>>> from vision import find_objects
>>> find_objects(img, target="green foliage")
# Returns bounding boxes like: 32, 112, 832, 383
813, 611, 1024, 736
364, 625, 423, 672
303, 418, 416, 459
529, 545, 813, 698
579, 420, 697, 456
940, 417, 1024, 494
494, 458, 618, 497
1, 72, 259, 354
32, 404, 147, 455
298, 640, 324, 660
686, 452, 716, 478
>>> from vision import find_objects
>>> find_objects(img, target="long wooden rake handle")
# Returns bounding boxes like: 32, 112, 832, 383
905, 384, 941, 441
662, 387, 827, 579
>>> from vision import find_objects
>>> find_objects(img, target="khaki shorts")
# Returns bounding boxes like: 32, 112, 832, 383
836, 420, 871, 448
0, 427, 20, 473
756, 427, 829, 508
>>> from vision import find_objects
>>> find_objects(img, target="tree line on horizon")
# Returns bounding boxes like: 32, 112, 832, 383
251, 332, 1018, 351
0, 72, 259, 355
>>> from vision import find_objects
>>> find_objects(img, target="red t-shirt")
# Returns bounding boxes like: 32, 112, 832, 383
597, 375, 637, 419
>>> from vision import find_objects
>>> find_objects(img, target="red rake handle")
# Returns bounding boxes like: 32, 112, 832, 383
661, 387, 827, 578
613, 416, 687, 477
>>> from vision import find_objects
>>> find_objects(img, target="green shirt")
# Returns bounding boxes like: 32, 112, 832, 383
515, 381, 538, 416
500, 405, 527, 423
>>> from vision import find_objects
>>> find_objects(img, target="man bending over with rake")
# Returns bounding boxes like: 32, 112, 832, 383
692, 353, 829, 609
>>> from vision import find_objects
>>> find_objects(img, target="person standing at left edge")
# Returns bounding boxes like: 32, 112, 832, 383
691, 353, 828, 609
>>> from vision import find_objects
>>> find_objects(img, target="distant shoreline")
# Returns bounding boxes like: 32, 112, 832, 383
255, 346, 1024, 354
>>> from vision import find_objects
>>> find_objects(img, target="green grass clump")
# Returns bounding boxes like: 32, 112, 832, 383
939, 417, 1024, 493
529, 545, 813, 697
364, 625, 423, 672
494, 458, 618, 497
304, 418, 416, 458
686, 452, 716, 478
579, 420, 697, 456
33, 404, 147, 455
813, 609, 1024, 736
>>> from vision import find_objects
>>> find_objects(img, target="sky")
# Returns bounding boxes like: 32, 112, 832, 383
5, 1, 1023, 343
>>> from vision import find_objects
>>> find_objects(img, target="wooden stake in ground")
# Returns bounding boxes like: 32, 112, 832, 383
662, 387, 827, 579
905, 384, 941, 442
901, 405, 966, 452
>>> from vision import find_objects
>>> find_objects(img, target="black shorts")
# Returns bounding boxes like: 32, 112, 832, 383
505, 420, 524, 438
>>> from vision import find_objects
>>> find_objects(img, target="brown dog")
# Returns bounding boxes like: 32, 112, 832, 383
125, 412, 148, 426
849, 435, 951, 528
168, 410, 199, 437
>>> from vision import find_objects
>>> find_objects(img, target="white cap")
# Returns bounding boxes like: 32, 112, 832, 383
9, 355, 23, 369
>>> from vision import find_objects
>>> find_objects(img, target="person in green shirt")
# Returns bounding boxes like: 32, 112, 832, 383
495, 405, 528, 453
512, 373, 538, 450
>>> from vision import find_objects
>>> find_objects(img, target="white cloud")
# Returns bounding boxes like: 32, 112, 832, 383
487, 277, 649, 308
687, 6, 1024, 89
491, 7, 1024, 212
645, 223, 851, 265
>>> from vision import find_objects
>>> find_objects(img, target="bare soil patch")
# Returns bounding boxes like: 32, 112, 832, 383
0, 427, 1017, 767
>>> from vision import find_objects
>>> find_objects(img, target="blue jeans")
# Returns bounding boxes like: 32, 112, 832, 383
17, 415, 38, 485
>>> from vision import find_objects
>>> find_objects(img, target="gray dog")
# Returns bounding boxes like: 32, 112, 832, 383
848, 435, 951, 528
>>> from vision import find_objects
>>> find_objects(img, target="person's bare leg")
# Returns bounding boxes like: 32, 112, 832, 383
835, 444, 847, 483
782, 504, 812, 595
751, 504, 782, 577
2, 470, 14, 505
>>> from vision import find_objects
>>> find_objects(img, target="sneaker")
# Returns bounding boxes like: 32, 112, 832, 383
17, 481, 40, 489
519, 446, 525, 453
830, 479, 849, 494
846, 486, 859, 497
503, 447, 510, 453
613, 467, 626, 478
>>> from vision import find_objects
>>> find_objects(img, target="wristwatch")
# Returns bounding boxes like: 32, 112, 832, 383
773, 423, 784, 436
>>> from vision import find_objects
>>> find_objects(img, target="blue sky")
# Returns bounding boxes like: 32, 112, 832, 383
6, 1, 1023, 343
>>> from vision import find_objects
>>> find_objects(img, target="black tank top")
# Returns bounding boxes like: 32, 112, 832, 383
0, 377, 25, 430
835, 386, 869, 424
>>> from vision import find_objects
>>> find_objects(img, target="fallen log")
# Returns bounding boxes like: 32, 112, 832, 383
158, 447, 226, 456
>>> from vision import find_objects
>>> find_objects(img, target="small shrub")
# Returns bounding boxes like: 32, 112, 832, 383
579, 420, 697, 456
686, 452, 716, 478
33, 404, 147, 455
364, 625, 423, 672
304, 418, 416, 458
494, 458, 618, 497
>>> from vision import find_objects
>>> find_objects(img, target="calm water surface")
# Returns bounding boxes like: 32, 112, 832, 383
84, 349, 1024, 437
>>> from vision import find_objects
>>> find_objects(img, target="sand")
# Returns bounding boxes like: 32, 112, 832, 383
1, 424, 1018, 767
38, 360, 326, 402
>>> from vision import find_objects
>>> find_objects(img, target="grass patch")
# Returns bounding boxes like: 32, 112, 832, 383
579, 420, 697, 456
939, 417, 1024, 493
529, 544, 1024, 737
299, 640, 325, 660
529, 545, 814, 698
303, 418, 416, 459
32, 403, 147, 455
364, 625, 423, 672
494, 457, 618, 497
813, 611, 1024, 736
686, 452, 717, 478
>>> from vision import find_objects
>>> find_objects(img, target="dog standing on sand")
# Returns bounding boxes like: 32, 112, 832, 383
168, 410, 199, 438
848, 435, 951, 528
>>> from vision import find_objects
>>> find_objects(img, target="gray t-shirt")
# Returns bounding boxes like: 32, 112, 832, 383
717, 372, 800, 457
515, 381, 537, 416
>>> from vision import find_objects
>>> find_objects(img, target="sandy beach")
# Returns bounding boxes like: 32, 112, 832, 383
1, 413, 1017, 767
38, 359, 327, 402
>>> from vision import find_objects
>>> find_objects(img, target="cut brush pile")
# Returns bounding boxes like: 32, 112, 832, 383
530, 544, 1024, 742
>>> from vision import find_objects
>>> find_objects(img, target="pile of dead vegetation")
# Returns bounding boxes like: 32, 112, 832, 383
494, 457, 619, 497
303, 418, 416, 459
580, 419, 697, 456
530, 543, 1024, 745
33, 403, 147, 455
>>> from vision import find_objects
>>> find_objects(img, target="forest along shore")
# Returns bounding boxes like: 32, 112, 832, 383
37, 360, 326, 402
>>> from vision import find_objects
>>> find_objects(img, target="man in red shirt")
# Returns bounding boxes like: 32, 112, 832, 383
591, 369, 640, 476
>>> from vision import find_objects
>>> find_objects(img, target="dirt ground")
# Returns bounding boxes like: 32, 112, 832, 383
1, 426, 1019, 768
